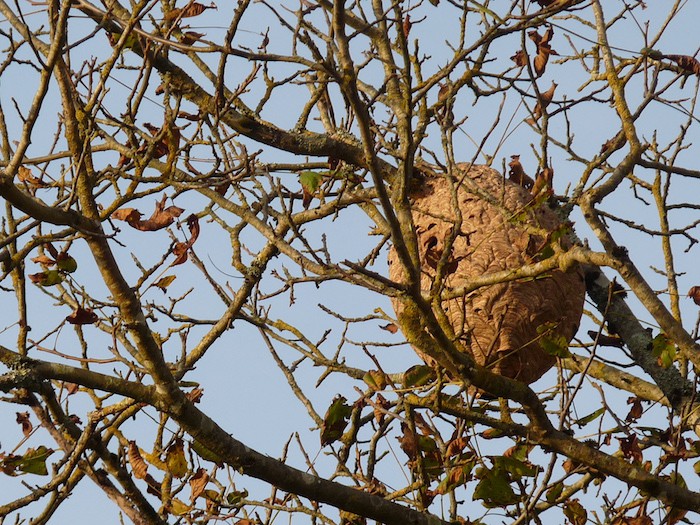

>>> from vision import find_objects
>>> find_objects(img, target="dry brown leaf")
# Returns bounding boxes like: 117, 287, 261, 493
189, 467, 210, 502
171, 214, 200, 265
445, 436, 469, 457
165, 2, 215, 21
531, 166, 554, 196
186, 387, 204, 403
128, 441, 149, 479
66, 307, 99, 325
16, 412, 32, 437
373, 393, 390, 424
112, 208, 143, 227
527, 81, 557, 124
600, 131, 626, 154
529, 27, 558, 77
398, 422, 419, 461
380, 323, 398, 334
508, 155, 534, 189
510, 49, 527, 67
402, 14, 411, 38
113, 195, 184, 232
618, 434, 643, 464
664, 54, 700, 76
63, 382, 80, 395
181, 31, 205, 44
18, 166, 47, 188
32, 254, 56, 266
625, 396, 644, 422
688, 286, 700, 305
172, 242, 189, 265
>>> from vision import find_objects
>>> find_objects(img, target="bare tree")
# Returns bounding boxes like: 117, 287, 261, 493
2, 1, 700, 523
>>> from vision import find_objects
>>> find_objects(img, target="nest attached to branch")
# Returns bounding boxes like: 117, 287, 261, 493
388, 164, 585, 385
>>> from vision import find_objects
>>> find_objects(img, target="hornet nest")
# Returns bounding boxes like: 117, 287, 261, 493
388, 164, 585, 385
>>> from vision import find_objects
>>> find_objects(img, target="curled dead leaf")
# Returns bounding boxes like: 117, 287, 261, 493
112, 195, 184, 231
508, 155, 534, 189
66, 307, 99, 325
189, 467, 210, 502
16, 412, 32, 437
128, 441, 149, 480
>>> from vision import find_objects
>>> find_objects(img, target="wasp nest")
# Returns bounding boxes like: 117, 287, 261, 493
388, 164, 585, 384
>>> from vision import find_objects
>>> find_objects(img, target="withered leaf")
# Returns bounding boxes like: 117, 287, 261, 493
398, 422, 419, 460
625, 396, 644, 422
526, 81, 557, 124
664, 54, 700, 76
29, 270, 63, 286
601, 132, 626, 154
373, 393, 390, 424
445, 436, 469, 457
18, 166, 47, 188
529, 26, 558, 77
112, 195, 184, 232
155, 275, 177, 291
111, 208, 143, 227
402, 14, 411, 38
510, 50, 528, 67
166, 438, 188, 478
186, 386, 204, 403
531, 167, 554, 197
618, 434, 643, 464
380, 323, 398, 334
189, 467, 209, 502
178, 111, 201, 121
172, 214, 201, 265
508, 155, 534, 189
172, 242, 190, 265
165, 2, 215, 21
181, 31, 205, 45
564, 499, 587, 525
363, 370, 389, 391
64, 382, 80, 395
128, 441, 149, 480
32, 255, 55, 266
16, 412, 32, 437
66, 307, 99, 325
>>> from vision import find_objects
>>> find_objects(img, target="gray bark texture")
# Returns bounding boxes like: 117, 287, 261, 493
389, 164, 586, 384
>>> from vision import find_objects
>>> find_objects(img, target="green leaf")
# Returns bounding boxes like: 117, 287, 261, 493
5, 446, 55, 475
299, 171, 322, 194
493, 456, 537, 480
652, 333, 676, 368
56, 253, 78, 273
320, 395, 352, 446
574, 407, 605, 427
402, 365, 436, 388
546, 482, 564, 503
537, 323, 570, 358
190, 439, 223, 466
225, 489, 248, 505
363, 370, 388, 390
473, 468, 519, 507
165, 438, 188, 478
